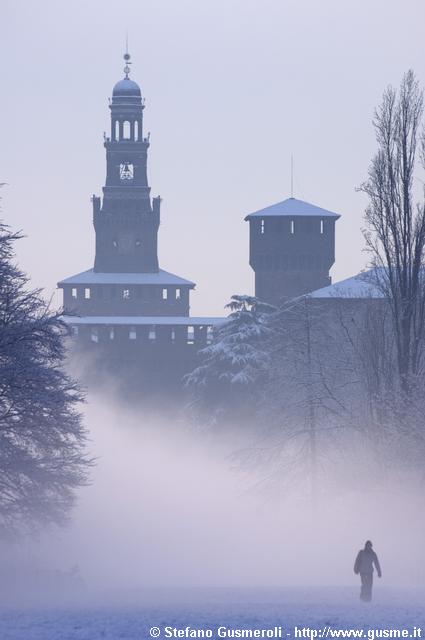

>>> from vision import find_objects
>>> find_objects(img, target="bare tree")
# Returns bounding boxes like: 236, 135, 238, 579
239, 297, 353, 503
359, 70, 425, 395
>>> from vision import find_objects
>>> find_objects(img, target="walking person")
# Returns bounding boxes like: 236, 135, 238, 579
354, 540, 382, 602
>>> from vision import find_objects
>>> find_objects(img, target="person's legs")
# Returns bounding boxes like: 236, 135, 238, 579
360, 573, 367, 600
360, 573, 373, 601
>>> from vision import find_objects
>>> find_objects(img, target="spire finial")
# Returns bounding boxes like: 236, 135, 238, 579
123, 33, 131, 78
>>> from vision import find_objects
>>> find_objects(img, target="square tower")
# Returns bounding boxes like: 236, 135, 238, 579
245, 197, 340, 305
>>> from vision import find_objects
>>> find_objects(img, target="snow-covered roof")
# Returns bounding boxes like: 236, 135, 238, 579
58, 269, 195, 287
309, 270, 384, 299
62, 315, 225, 326
245, 197, 341, 220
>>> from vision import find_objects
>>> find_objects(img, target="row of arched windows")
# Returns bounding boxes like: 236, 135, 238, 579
113, 119, 141, 142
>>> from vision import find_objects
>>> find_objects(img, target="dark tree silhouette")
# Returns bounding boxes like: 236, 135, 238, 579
360, 70, 425, 395
0, 222, 91, 536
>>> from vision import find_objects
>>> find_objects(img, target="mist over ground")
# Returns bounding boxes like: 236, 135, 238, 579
2, 393, 424, 608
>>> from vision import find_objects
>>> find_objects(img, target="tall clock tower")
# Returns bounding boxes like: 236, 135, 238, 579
58, 52, 222, 396
93, 52, 160, 273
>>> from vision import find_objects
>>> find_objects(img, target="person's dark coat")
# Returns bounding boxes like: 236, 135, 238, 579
354, 547, 381, 576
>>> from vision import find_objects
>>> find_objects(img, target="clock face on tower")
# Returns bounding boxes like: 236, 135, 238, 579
119, 163, 134, 181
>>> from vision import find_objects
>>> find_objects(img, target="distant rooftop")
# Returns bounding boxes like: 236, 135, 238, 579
245, 197, 341, 220
62, 316, 224, 326
58, 269, 195, 287
309, 270, 384, 299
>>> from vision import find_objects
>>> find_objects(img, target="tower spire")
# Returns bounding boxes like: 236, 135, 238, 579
291, 154, 294, 198
123, 35, 131, 78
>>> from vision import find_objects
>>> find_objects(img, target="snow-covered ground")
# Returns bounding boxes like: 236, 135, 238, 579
0, 587, 423, 640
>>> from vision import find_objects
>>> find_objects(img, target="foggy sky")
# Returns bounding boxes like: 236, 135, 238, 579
2, 0, 425, 316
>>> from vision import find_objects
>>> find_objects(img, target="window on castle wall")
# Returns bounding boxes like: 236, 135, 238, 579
187, 326, 195, 345
171, 328, 176, 343
129, 328, 137, 340
260, 219, 265, 235
320, 219, 324, 234
120, 163, 134, 181
290, 220, 295, 234
149, 327, 156, 342
114, 121, 119, 140
84, 288, 91, 299
109, 328, 115, 340
71, 288, 77, 299
123, 121, 131, 139
90, 328, 98, 343
162, 288, 168, 300
123, 289, 130, 300
176, 288, 181, 301
71, 325, 79, 337
112, 239, 118, 249
134, 121, 139, 141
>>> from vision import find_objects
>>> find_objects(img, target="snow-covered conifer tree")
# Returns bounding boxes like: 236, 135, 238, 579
0, 222, 91, 536
185, 295, 275, 428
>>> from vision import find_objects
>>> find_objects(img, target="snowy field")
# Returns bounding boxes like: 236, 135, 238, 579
0, 587, 423, 640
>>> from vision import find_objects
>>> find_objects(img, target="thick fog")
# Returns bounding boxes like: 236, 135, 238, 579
2, 394, 424, 606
